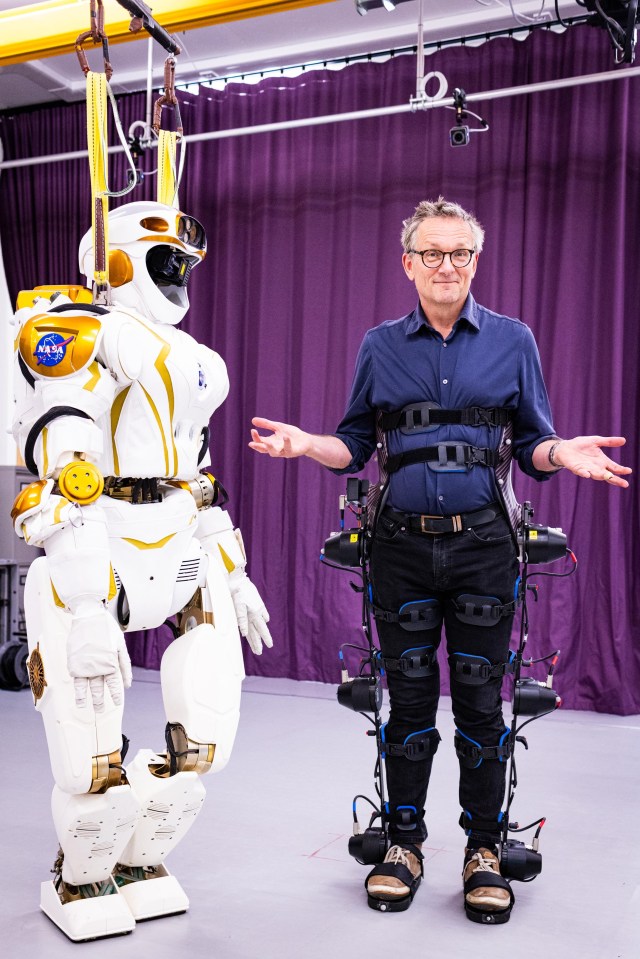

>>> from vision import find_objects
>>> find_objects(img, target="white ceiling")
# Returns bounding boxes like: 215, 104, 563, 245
0, 0, 585, 110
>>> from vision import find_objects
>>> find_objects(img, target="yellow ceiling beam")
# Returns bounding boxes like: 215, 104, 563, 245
0, 0, 335, 67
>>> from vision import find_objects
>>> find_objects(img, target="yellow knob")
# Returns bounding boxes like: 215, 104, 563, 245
58, 460, 104, 505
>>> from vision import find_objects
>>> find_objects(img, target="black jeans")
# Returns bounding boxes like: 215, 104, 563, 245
369, 507, 519, 848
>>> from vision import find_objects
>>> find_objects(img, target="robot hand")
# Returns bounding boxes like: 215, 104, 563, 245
228, 570, 273, 655
67, 606, 133, 711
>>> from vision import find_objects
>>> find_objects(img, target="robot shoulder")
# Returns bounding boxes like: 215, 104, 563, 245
18, 308, 104, 381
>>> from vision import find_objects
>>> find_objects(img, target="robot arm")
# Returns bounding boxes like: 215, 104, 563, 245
13, 297, 131, 710
195, 504, 273, 655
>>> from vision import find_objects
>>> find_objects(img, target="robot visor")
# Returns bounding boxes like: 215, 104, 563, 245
147, 246, 199, 288
176, 214, 206, 251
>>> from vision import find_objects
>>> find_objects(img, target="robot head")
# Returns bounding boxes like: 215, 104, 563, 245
78, 201, 206, 325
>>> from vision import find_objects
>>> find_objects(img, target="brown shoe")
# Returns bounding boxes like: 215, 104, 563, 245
366, 844, 423, 902
463, 847, 512, 912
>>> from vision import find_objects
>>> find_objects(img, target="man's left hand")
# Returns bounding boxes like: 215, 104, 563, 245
551, 436, 632, 487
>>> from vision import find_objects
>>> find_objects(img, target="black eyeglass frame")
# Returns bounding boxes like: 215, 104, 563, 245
409, 248, 476, 269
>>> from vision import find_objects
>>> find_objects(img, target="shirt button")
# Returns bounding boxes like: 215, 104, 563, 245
443, 342, 447, 348
442, 378, 448, 384
438, 495, 444, 502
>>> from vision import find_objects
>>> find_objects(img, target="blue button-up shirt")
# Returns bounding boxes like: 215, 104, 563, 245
332, 294, 556, 515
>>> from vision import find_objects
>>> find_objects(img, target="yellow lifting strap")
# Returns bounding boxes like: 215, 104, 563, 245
86, 69, 110, 295
154, 56, 184, 209
157, 130, 179, 207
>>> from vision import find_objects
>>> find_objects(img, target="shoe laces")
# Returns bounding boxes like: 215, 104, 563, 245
384, 845, 414, 868
468, 850, 498, 873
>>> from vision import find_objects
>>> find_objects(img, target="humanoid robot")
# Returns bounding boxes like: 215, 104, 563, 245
11, 201, 272, 941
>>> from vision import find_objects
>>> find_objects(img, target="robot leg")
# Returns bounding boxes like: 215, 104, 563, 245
24, 557, 140, 941
117, 552, 244, 920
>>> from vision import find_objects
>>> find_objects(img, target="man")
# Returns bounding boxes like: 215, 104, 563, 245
249, 198, 630, 921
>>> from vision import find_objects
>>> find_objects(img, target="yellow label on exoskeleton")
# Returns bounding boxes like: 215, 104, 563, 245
350, 534, 359, 543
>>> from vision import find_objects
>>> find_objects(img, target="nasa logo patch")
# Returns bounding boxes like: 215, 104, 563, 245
34, 332, 75, 367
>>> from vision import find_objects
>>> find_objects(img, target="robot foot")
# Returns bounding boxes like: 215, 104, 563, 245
113, 863, 189, 921
40, 876, 135, 942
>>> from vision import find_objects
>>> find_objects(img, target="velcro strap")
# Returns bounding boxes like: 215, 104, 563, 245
372, 600, 441, 631
385, 444, 500, 475
455, 733, 512, 765
365, 862, 422, 891
463, 870, 513, 901
380, 405, 512, 432
460, 812, 504, 835
453, 595, 517, 626
380, 649, 437, 674
450, 657, 516, 683
385, 730, 441, 761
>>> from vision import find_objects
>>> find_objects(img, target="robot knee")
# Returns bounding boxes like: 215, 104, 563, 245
149, 723, 216, 777
454, 727, 511, 769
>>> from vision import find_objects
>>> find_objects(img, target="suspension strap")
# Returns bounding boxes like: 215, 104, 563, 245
380, 404, 512, 432
80, 1, 137, 305
86, 70, 111, 303
154, 56, 185, 208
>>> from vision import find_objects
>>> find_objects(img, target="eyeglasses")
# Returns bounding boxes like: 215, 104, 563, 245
410, 248, 475, 269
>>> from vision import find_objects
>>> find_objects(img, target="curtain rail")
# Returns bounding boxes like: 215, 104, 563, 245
2, 63, 640, 171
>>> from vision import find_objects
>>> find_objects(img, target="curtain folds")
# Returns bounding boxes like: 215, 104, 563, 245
1, 25, 638, 712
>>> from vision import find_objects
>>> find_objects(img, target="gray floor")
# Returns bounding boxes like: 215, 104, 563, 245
3, 670, 639, 959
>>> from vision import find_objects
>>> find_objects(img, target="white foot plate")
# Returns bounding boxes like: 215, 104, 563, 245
40, 879, 135, 942
117, 866, 189, 920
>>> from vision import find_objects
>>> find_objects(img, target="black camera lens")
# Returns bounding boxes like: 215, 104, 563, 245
450, 126, 470, 147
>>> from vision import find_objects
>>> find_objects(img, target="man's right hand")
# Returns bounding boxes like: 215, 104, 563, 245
249, 417, 352, 469
249, 418, 312, 458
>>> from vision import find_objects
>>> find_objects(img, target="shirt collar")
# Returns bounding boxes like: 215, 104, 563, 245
406, 293, 480, 335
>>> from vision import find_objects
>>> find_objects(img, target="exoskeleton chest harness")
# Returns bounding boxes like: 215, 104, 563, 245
367, 400, 520, 535
321, 402, 576, 922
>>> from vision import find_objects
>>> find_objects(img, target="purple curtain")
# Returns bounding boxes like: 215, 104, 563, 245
1, 25, 638, 713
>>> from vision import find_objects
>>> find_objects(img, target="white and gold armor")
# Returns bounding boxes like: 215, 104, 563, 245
12, 202, 272, 941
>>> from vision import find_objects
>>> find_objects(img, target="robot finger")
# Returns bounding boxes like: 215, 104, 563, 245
117, 642, 133, 689
73, 675, 90, 709
250, 614, 273, 648
233, 598, 249, 637
105, 671, 124, 707
245, 623, 264, 655
89, 675, 107, 712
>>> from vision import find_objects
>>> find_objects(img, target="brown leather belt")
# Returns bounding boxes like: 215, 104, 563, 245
383, 505, 498, 535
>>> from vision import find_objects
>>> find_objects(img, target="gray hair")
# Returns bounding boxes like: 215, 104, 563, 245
401, 197, 485, 254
